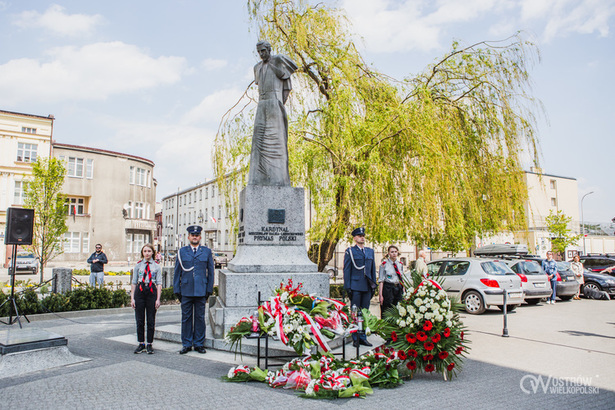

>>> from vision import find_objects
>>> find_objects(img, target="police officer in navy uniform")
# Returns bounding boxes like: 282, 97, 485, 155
343, 227, 376, 347
173, 225, 215, 354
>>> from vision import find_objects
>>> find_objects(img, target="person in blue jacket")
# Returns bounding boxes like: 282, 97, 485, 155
542, 250, 558, 304
343, 227, 377, 347
173, 225, 215, 354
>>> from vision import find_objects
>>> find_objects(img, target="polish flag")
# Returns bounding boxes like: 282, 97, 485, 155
210, 216, 217, 223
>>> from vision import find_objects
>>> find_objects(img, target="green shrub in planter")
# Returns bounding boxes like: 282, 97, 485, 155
112, 289, 130, 307
91, 287, 113, 309
68, 288, 95, 310
16, 289, 42, 315
72, 268, 89, 276
160, 287, 177, 301
41, 292, 70, 312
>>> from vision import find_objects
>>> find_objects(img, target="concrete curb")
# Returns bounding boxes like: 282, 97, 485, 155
0, 304, 181, 323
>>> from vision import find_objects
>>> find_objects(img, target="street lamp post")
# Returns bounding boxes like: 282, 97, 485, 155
581, 191, 594, 255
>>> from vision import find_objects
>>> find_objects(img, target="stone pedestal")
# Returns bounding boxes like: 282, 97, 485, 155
209, 185, 329, 339
52, 268, 72, 294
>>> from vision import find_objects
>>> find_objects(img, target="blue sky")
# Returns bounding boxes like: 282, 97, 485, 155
0, 0, 613, 223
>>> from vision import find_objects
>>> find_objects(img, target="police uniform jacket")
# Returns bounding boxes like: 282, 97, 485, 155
343, 245, 377, 292
173, 245, 215, 297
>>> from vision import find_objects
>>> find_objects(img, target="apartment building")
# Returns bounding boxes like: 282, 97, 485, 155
0, 110, 54, 267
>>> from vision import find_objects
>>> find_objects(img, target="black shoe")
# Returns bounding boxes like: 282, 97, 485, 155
146, 344, 154, 354
352, 340, 360, 348
179, 346, 192, 354
359, 340, 373, 347
195, 346, 207, 354
134, 344, 146, 354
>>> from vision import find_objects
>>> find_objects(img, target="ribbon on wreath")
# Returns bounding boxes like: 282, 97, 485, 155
413, 279, 443, 293
295, 309, 331, 352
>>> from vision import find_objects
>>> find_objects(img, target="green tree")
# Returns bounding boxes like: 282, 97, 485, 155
23, 157, 68, 283
215, 0, 541, 270
545, 210, 581, 257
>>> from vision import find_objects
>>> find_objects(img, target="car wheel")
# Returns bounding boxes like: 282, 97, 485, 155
558, 295, 573, 301
327, 269, 336, 279
583, 282, 602, 292
463, 291, 486, 314
525, 298, 541, 305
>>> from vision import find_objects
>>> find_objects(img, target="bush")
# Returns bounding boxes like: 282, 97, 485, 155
72, 268, 89, 276
112, 289, 130, 307
41, 292, 70, 312
68, 288, 95, 311
160, 287, 177, 302
329, 284, 346, 300
91, 287, 113, 309
16, 289, 42, 315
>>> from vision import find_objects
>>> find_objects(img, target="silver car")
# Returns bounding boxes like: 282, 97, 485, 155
8, 251, 38, 275
504, 259, 552, 304
427, 257, 524, 314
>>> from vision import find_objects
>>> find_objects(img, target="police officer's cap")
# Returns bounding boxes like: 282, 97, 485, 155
351, 227, 365, 237
187, 225, 203, 235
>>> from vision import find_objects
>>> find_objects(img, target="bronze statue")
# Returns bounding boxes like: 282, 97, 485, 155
247, 40, 297, 186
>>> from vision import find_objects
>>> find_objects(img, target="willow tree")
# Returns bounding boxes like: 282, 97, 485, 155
214, 0, 541, 271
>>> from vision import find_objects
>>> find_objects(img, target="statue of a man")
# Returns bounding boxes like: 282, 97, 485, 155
247, 40, 298, 186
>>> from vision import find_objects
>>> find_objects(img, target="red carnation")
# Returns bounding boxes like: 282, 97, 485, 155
423, 354, 434, 361
425, 364, 435, 372
375, 346, 380, 353
398, 350, 407, 360
384, 348, 390, 355
424, 342, 435, 351
407, 348, 418, 358
405, 333, 416, 344
391, 331, 398, 342
432, 334, 441, 343
407, 361, 417, 370
443, 327, 451, 338
455, 346, 464, 355
314, 385, 320, 392
416, 331, 428, 342
438, 351, 449, 360
423, 320, 433, 331
447, 362, 455, 371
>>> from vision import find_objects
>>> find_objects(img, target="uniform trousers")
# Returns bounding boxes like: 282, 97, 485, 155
381, 281, 403, 318
180, 295, 206, 348
134, 283, 157, 344
350, 290, 372, 343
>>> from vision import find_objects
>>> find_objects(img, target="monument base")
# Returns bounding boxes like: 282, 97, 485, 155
208, 269, 329, 339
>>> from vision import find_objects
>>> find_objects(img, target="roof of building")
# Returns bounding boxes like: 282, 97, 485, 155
0, 109, 54, 121
53, 142, 154, 167
525, 168, 576, 181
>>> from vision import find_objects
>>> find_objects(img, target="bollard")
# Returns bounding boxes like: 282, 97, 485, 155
52, 268, 72, 294
502, 290, 509, 337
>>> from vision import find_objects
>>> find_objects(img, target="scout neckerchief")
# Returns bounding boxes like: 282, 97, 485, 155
391, 259, 405, 290
139, 260, 154, 293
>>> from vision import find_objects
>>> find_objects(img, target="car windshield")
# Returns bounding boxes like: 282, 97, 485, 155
522, 261, 544, 275
481, 261, 515, 275
556, 261, 573, 273
16, 252, 35, 258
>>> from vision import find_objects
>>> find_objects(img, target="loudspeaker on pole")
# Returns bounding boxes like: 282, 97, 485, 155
5, 207, 35, 245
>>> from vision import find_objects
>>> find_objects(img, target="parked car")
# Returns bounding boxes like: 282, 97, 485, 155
553, 261, 581, 301
8, 251, 38, 275
582, 270, 615, 297
322, 265, 338, 279
213, 252, 229, 268
578, 255, 615, 272
503, 259, 552, 304
427, 258, 524, 315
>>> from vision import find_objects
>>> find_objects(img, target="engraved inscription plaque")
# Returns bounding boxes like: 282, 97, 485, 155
268, 208, 285, 224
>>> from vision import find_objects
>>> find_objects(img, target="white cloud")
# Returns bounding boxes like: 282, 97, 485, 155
182, 87, 245, 126
201, 58, 228, 71
341, 0, 497, 52
13, 4, 104, 37
0, 42, 187, 104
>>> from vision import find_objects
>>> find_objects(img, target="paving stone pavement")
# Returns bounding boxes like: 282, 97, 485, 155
1, 299, 614, 409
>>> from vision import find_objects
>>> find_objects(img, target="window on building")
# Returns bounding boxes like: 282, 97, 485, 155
205, 187, 208, 199
199, 189, 202, 201
134, 202, 145, 219
189, 193, 192, 204
82, 233, 89, 253
66, 197, 86, 215
217, 230, 221, 245
218, 206, 222, 219
550, 179, 556, 189
129, 166, 149, 186
126, 233, 149, 255
225, 230, 229, 245
64, 232, 81, 253
14, 181, 26, 205
212, 186, 216, 198
551, 197, 557, 207
16, 143, 37, 163
65, 157, 85, 178
86, 159, 94, 178
22, 127, 36, 134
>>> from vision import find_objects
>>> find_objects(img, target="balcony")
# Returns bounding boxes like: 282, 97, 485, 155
124, 218, 157, 231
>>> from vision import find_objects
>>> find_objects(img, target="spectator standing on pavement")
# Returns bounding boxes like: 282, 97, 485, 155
570, 254, 585, 300
131, 243, 162, 354
415, 250, 429, 278
87, 244, 108, 287
378, 245, 405, 318
173, 225, 215, 355
542, 251, 558, 304
343, 227, 376, 347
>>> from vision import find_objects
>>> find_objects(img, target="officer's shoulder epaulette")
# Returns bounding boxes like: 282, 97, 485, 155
137, 259, 143, 263
381, 260, 387, 265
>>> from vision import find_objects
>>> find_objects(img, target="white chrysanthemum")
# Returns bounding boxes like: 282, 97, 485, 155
446, 311, 454, 319
399, 320, 406, 328
430, 290, 436, 297
418, 290, 427, 297
280, 292, 289, 302
430, 303, 439, 312
419, 305, 427, 313
398, 305, 407, 316
446, 320, 453, 327
414, 298, 423, 306
424, 312, 433, 320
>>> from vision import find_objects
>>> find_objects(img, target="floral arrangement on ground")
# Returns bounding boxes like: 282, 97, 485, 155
222, 275, 468, 399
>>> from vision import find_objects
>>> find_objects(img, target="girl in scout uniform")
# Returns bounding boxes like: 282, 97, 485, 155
131, 243, 162, 354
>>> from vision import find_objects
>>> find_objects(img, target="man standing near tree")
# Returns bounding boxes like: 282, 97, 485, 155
87, 244, 107, 287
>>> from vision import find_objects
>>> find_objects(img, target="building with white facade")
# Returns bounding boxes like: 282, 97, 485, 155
161, 180, 234, 258
0, 110, 54, 267
50, 143, 157, 267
